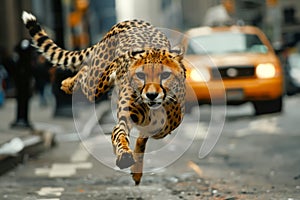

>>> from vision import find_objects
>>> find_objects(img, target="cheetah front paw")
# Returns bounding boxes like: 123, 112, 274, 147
61, 78, 74, 94
116, 152, 136, 169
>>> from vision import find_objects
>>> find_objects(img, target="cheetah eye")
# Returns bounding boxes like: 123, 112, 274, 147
161, 71, 171, 79
136, 72, 145, 80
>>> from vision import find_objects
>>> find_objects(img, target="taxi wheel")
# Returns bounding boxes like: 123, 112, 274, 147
253, 97, 283, 115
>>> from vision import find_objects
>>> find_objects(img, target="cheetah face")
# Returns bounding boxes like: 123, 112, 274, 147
128, 48, 185, 109
130, 64, 176, 109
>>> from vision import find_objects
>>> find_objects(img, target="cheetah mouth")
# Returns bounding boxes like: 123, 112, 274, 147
148, 102, 161, 109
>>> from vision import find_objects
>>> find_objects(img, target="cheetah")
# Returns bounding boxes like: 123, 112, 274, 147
22, 11, 186, 185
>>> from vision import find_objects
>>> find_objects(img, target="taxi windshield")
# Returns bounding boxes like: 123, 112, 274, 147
187, 32, 268, 55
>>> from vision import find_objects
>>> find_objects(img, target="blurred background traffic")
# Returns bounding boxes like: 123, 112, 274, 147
0, 0, 300, 118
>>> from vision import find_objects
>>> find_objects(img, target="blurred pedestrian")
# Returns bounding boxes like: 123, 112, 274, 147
33, 54, 52, 107
0, 47, 17, 98
203, 0, 235, 26
11, 39, 34, 129
0, 63, 8, 107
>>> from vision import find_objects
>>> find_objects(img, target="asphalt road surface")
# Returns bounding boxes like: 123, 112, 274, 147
0, 95, 300, 200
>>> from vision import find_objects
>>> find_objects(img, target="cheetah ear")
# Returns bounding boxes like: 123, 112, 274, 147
129, 47, 145, 58
169, 45, 185, 61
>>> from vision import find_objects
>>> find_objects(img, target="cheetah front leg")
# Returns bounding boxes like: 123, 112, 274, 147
111, 89, 136, 169
112, 122, 135, 169
131, 136, 148, 185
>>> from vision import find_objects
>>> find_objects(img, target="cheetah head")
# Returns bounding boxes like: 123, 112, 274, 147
128, 47, 186, 109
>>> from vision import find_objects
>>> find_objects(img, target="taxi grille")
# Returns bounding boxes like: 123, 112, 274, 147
211, 66, 255, 79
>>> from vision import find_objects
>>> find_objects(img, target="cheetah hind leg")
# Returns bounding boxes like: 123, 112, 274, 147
131, 137, 148, 185
61, 65, 88, 94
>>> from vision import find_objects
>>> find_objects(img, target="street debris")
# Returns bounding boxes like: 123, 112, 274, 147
0, 138, 24, 156
187, 160, 203, 177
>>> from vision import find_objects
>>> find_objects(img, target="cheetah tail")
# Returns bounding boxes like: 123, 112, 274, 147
22, 11, 92, 71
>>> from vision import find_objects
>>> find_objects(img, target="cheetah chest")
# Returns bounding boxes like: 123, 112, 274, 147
134, 107, 168, 138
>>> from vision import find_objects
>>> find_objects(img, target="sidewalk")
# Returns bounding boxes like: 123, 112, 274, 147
0, 95, 77, 175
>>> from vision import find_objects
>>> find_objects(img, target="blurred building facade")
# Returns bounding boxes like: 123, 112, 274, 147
1, 0, 300, 57
181, 0, 300, 48
116, 0, 183, 29
0, 0, 32, 55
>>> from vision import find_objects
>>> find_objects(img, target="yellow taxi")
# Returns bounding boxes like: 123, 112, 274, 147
184, 25, 284, 115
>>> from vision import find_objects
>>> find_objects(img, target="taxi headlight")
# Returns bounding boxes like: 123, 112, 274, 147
256, 63, 276, 78
190, 68, 210, 82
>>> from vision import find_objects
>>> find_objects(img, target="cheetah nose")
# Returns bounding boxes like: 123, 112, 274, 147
146, 92, 159, 101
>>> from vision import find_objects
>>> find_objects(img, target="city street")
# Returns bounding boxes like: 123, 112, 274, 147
1, 0, 300, 200
0, 94, 299, 200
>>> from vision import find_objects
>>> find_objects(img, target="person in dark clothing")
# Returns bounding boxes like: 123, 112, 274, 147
11, 39, 34, 129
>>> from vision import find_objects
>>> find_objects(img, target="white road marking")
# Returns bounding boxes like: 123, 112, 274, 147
36, 187, 64, 196
37, 199, 60, 200
34, 168, 51, 176
33, 103, 112, 199
35, 162, 93, 178
48, 164, 77, 177
35, 137, 93, 178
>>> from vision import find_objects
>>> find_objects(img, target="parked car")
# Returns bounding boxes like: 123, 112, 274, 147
184, 25, 284, 115
284, 51, 300, 95
278, 29, 300, 96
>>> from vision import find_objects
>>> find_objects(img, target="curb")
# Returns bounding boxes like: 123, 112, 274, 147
0, 130, 55, 175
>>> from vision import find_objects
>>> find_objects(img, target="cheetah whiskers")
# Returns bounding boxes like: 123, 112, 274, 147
165, 94, 178, 104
